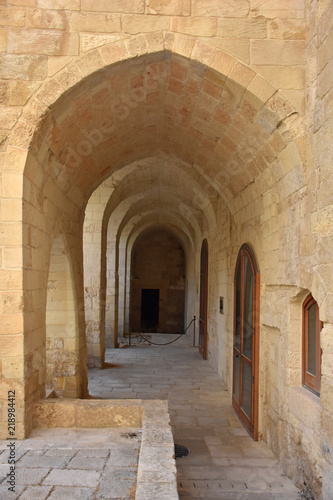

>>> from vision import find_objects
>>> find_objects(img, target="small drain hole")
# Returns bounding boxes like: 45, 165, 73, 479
175, 443, 190, 458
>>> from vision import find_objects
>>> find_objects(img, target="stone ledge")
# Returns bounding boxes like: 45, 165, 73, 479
33, 398, 178, 499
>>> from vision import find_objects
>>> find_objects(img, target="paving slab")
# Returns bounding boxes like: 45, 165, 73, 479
0, 427, 141, 500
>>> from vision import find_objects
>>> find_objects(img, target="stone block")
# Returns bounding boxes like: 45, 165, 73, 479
74, 50, 104, 77
147, 0, 190, 16
193, 0, 250, 17
250, 40, 305, 66
99, 40, 128, 65
0, 27, 6, 52
268, 19, 306, 40
0, 106, 20, 130
252, 65, 305, 90
10, 0, 36, 5
81, 0, 144, 13
26, 8, 69, 29
218, 19, 266, 38
172, 17, 217, 37
80, 33, 125, 53
9, 81, 40, 106
43, 469, 101, 487
0, 313, 23, 334
70, 12, 121, 33
0, 7, 26, 27
47, 55, 72, 76
123, 14, 170, 34
229, 62, 255, 88
0, 335, 24, 357
33, 400, 76, 428
247, 75, 275, 103
2, 171, 23, 198
323, 470, 333, 500
4, 246, 23, 267
170, 32, 195, 58
8, 29, 79, 56
280, 89, 304, 115
251, 0, 305, 19
209, 49, 235, 77
279, 142, 302, 175
38, 0, 80, 10
207, 37, 249, 64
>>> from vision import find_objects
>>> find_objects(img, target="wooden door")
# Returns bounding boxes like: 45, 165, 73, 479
232, 244, 260, 439
199, 239, 208, 359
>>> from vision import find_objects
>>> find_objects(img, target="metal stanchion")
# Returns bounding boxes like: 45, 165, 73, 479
193, 315, 196, 347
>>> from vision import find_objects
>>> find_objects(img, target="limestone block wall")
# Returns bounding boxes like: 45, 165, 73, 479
46, 234, 81, 397
130, 228, 186, 333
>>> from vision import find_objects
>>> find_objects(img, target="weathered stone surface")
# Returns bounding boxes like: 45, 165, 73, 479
38, 0, 80, 10
9, 81, 41, 106
250, 40, 305, 66
80, 33, 126, 53
172, 16, 217, 37
26, 8, 69, 29
43, 469, 101, 487
70, 12, 121, 33
0, 54, 47, 80
193, 0, 250, 17
123, 14, 170, 34
0, 7, 26, 27
7, 28, 79, 56
33, 400, 76, 428
81, 0, 144, 13
218, 18, 266, 38
268, 19, 306, 40
147, 0, 190, 16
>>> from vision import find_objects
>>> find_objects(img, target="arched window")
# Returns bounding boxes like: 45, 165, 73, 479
302, 294, 322, 395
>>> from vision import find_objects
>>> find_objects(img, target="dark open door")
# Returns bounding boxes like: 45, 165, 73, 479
199, 239, 208, 359
140, 289, 159, 331
232, 244, 260, 440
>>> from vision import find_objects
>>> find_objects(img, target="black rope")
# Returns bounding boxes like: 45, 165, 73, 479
130, 317, 196, 346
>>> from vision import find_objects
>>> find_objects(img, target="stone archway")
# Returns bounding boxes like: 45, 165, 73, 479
2, 34, 307, 440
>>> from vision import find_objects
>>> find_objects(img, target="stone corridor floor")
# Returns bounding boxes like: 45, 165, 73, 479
0, 340, 304, 500
0, 427, 140, 499
88, 340, 304, 500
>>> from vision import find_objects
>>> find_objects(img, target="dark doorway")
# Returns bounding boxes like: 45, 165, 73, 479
199, 239, 208, 359
141, 289, 159, 331
232, 244, 260, 440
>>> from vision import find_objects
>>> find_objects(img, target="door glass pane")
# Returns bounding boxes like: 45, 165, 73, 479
233, 351, 240, 403
307, 303, 316, 375
241, 361, 252, 419
235, 262, 241, 350
243, 256, 253, 360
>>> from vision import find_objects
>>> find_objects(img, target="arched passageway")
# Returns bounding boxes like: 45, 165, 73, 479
130, 227, 186, 334
3, 28, 330, 499
18, 44, 305, 434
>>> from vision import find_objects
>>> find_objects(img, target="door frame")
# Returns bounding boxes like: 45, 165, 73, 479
232, 243, 260, 440
199, 239, 208, 359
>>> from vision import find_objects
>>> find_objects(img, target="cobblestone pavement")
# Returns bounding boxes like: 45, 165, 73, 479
0, 427, 140, 500
89, 340, 303, 500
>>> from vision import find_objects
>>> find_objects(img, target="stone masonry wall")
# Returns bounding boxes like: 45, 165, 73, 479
130, 228, 185, 333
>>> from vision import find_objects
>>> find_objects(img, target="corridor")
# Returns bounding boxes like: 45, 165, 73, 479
88, 339, 303, 499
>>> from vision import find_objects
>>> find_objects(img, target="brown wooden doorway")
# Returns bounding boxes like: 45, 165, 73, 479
232, 244, 260, 440
199, 239, 208, 359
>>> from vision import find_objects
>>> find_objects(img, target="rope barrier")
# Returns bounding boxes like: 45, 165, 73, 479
129, 316, 196, 346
